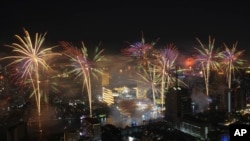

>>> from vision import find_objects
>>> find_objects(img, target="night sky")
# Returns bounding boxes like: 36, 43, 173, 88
0, 1, 249, 56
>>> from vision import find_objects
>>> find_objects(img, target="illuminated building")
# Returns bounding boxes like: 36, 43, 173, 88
102, 87, 114, 105
101, 72, 110, 87
179, 118, 210, 140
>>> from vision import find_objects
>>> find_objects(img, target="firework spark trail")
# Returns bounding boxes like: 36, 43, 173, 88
134, 63, 161, 105
122, 34, 182, 110
121, 32, 159, 66
157, 43, 179, 109
0, 29, 60, 117
0, 29, 60, 133
194, 36, 220, 96
39, 75, 60, 105
120, 33, 161, 106
218, 42, 245, 113
218, 42, 245, 89
59, 41, 105, 117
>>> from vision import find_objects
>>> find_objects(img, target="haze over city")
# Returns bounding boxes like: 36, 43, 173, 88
0, 1, 250, 141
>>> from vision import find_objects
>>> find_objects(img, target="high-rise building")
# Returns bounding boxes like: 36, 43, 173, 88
83, 117, 101, 141
224, 77, 247, 112
227, 87, 247, 111
165, 86, 192, 123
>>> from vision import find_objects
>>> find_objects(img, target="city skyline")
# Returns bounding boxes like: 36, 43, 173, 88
0, 1, 250, 138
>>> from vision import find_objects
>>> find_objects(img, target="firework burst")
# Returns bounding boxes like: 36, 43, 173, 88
156, 43, 179, 109
194, 36, 220, 96
121, 32, 159, 66
59, 41, 106, 117
218, 42, 245, 89
0, 29, 60, 117
134, 63, 161, 105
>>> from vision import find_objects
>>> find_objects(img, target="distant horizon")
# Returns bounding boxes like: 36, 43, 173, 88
0, 1, 249, 60
1, 31, 249, 60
